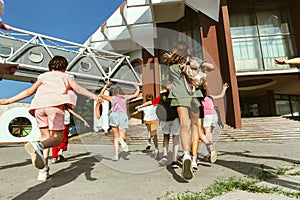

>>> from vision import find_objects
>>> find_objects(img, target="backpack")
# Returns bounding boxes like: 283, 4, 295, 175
155, 92, 178, 121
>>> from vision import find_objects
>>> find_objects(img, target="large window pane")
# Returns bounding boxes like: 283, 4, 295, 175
230, 12, 258, 37
257, 9, 290, 35
261, 35, 296, 70
229, 0, 297, 72
291, 100, 300, 116
232, 38, 263, 71
275, 100, 291, 116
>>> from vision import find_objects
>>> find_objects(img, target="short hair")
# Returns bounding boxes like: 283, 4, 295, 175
112, 86, 124, 95
48, 56, 68, 71
145, 94, 154, 101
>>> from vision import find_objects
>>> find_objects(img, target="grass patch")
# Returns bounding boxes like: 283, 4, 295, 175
159, 177, 300, 200
277, 167, 294, 175
289, 171, 300, 176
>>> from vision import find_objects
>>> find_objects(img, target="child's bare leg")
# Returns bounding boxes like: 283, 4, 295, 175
172, 135, 180, 162
39, 128, 50, 165
162, 134, 170, 157
41, 130, 64, 148
152, 131, 158, 149
112, 127, 120, 158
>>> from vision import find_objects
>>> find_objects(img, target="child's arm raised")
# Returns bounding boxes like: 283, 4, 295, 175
99, 82, 113, 102
0, 80, 41, 105
69, 79, 102, 103
210, 83, 229, 100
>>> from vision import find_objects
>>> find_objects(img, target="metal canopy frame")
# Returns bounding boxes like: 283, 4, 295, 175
0, 27, 142, 90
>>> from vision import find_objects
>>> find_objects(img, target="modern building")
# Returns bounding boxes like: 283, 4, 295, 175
85, 0, 300, 128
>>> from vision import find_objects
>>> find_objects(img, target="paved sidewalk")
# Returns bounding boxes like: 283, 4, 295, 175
0, 139, 299, 200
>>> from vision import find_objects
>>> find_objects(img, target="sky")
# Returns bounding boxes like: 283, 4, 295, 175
0, 0, 125, 101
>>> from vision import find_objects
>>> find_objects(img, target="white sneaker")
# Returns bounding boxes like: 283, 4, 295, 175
112, 156, 119, 161
37, 165, 49, 182
192, 159, 198, 171
58, 151, 65, 161
118, 137, 128, 152
52, 158, 58, 164
181, 153, 193, 180
158, 156, 167, 166
209, 146, 218, 163
24, 141, 45, 169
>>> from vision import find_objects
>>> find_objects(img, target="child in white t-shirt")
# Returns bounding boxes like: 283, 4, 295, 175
132, 94, 159, 159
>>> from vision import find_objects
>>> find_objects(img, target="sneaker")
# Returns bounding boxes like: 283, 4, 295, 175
58, 154, 65, 162
209, 146, 218, 163
158, 156, 167, 166
192, 159, 198, 171
170, 161, 180, 169
145, 143, 151, 150
181, 153, 193, 180
52, 158, 58, 164
37, 165, 49, 182
24, 141, 45, 169
112, 156, 119, 161
118, 137, 128, 152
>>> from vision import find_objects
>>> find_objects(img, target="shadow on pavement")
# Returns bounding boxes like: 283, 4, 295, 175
166, 165, 188, 183
0, 159, 31, 170
12, 152, 100, 200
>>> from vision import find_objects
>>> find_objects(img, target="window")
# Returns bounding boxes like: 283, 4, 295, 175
274, 94, 300, 116
229, 0, 296, 72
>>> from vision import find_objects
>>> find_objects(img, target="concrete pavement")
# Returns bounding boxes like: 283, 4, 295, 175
0, 138, 299, 200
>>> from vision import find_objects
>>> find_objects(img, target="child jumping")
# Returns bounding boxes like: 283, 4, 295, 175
0, 55, 102, 181
99, 82, 140, 161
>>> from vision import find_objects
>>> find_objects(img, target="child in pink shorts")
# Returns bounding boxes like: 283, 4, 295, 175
0, 55, 102, 181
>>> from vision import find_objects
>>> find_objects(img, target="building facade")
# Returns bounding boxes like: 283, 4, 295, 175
86, 0, 300, 128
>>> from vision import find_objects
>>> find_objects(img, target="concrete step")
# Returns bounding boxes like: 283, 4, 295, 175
70, 116, 300, 144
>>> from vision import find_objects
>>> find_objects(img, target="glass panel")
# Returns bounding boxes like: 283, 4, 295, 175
274, 94, 281, 99
0, 46, 13, 57
80, 62, 91, 72
261, 35, 295, 70
229, 0, 297, 72
249, 104, 259, 116
257, 8, 290, 35
291, 100, 300, 116
230, 11, 258, 37
275, 100, 291, 116
9, 117, 32, 138
29, 51, 44, 63
232, 37, 263, 71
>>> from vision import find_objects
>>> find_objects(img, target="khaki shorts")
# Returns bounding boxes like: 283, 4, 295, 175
160, 118, 180, 136
170, 97, 200, 109
145, 120, 158, 134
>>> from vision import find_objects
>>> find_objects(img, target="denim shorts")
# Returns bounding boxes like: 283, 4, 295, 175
109, 112, 128, 128
203, 114, 218, 128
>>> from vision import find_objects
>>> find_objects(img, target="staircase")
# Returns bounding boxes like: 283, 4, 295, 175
70, 116, 300, 145
219, 116, 300, 142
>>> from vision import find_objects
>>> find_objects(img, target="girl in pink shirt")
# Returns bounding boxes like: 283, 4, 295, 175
100, 82, 140, 161
0, 56, 102, 181
200, 82, 229, 163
